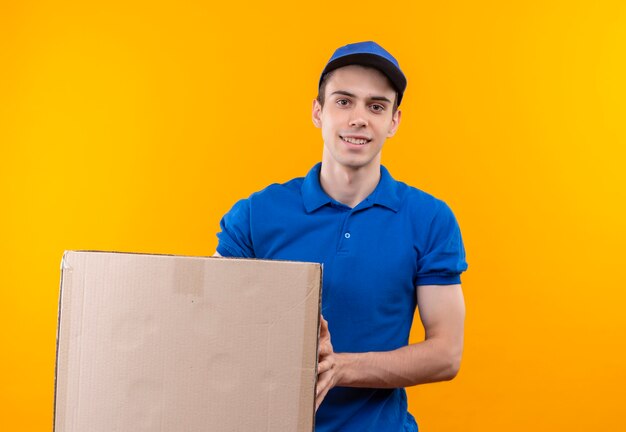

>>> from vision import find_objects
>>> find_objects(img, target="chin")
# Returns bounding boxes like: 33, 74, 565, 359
339, 159, 376, 170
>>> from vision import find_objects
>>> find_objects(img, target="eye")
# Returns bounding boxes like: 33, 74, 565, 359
370, 104, 385, 112
336, 98, 350, 107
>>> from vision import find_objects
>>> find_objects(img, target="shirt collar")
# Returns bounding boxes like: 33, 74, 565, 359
371, 165, 402, 212
301, 163, 401, 213
301, 163, 331, 213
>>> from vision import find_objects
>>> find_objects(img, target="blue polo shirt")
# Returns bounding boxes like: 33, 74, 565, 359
217, 163, 467, 432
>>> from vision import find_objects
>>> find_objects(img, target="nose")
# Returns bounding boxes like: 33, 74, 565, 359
349, 105, 368, 128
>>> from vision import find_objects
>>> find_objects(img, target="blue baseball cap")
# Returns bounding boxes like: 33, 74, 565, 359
319, 41, 407, 106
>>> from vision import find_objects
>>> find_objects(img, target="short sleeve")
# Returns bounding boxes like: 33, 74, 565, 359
415, 202, 468, 286
216, 198, 255, 258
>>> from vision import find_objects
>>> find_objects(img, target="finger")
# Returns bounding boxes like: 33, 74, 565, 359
318, 340, 332, 356
316, 370, 331, 397
319, 315, 329, 336
317, 359, 332, 375
315, 377, 332, 411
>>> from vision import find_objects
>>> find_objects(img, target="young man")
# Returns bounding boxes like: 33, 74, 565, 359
215, 41, 468, 431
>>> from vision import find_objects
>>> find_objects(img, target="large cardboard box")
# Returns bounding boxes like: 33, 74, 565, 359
54, 251, 321, 431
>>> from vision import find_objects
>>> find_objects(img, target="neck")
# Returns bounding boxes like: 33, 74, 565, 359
319, 157, 381, 208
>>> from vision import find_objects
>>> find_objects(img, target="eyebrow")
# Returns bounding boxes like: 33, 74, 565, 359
330, 90, 392, 104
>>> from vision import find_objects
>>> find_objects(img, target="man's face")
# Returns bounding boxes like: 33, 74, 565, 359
312, 65, 401, 171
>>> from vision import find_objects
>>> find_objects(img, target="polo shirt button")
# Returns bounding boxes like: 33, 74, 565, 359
344, 232, 351, 239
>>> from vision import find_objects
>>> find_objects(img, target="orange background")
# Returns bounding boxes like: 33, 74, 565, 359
1, 1, 625, 430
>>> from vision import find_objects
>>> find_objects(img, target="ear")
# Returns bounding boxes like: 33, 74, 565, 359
312, 99, 323, 129
387, 109, 402, 137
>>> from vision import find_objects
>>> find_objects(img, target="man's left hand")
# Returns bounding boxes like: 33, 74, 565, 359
316, 315, 340, 411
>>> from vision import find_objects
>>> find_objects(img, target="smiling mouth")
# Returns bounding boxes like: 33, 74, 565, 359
340, 135, 371, 145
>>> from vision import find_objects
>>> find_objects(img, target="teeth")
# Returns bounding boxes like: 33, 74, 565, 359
342, 136, 368, 145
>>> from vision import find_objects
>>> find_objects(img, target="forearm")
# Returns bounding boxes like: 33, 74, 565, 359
335, 338, 462, 389
316, 284, 465, 404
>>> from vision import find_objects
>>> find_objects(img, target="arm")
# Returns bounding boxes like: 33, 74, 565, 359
216, 198, 255, 258
316, 283, 465, 409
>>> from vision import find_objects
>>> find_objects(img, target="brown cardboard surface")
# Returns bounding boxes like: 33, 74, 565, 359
54, 251, 321, 432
